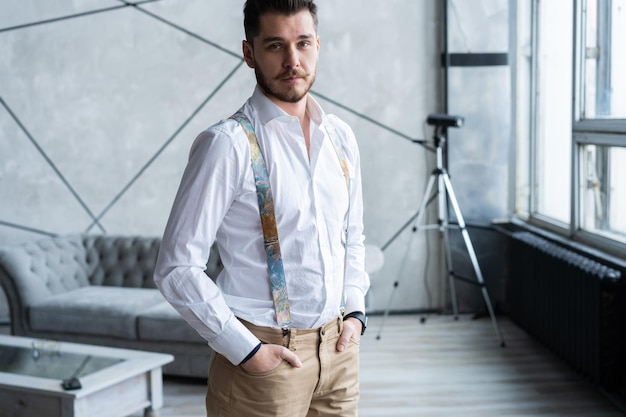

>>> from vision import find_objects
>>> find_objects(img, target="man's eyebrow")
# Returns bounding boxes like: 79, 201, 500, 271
261, 34, 316, 44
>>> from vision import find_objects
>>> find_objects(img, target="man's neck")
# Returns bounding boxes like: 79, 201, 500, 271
282, 100, 308, 124
264, 91, 312, 156
262, 92, 308, 123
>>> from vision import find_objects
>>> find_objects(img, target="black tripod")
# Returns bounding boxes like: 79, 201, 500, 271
376, 114, 506, 347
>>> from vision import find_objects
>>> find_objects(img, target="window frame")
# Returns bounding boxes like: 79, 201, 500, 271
519, 0, 626, 259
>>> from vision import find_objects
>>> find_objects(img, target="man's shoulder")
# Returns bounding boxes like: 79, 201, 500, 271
198, 114, 252, 141
206, 116, 243, 136
190, 117, 249, 156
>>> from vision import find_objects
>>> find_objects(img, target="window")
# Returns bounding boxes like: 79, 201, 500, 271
517, 0, 626, 254
533, 0, 573, 225
576, 0, 626, 246
582, 0, 626, 119
578, 142, 626, 241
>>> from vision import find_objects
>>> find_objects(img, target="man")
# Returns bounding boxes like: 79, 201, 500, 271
154, 1, 369, 415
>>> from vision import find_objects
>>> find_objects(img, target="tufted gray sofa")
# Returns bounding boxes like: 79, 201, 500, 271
0, 234, 223, 379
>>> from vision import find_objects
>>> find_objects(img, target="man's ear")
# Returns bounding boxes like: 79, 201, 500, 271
243, 40, 255, 68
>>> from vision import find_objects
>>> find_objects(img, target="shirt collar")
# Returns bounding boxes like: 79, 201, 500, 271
250, 85, 326, 126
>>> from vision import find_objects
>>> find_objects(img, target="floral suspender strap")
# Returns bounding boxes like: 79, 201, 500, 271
230, 111, 350, 328
230, 111, 291, 330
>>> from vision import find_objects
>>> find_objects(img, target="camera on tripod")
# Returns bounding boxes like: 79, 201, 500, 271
376, 110, 506, 347
426, 113, 464, 128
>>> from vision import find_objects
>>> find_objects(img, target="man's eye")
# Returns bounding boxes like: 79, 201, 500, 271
299, 41, 311, 48
268, 43, 282, 50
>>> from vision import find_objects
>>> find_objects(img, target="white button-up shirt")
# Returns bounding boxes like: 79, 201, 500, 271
154, 86, 369, 365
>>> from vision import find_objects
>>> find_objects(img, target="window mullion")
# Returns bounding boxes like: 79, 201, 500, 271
596, 0, 612, 117
529, 0, 540, 215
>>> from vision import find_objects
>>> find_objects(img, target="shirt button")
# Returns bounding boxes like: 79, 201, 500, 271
321, 329, 326, 336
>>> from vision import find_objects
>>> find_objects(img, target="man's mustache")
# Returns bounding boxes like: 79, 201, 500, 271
276, 70, 309, 80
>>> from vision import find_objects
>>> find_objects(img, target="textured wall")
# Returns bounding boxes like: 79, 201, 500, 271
0, 0, 510, 319
445, 0, 512, 314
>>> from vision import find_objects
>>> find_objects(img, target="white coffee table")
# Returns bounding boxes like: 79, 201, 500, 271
0, 334, 173, 417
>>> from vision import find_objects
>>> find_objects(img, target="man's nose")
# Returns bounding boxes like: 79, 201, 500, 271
283, 45, 299, 68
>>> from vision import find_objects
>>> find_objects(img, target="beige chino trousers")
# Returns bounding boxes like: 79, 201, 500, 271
206, 317, 360, 417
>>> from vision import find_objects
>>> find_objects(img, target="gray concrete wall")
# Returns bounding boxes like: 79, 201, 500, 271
446, 0, 512, 314
0, 0, 511, 319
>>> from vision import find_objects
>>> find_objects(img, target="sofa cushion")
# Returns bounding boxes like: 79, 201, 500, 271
137, 302, 206, 344
28, 286, 164, 339
83, 235, 161, 288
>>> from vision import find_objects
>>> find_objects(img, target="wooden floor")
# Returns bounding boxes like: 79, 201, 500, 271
130, 314, 625, 417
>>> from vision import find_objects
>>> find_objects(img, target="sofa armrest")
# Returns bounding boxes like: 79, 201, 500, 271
0, 235, 90, 334
0, 263, 25, 335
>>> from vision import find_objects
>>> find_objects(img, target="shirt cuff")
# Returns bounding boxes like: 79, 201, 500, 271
344, 286, 366, 316
239, 342, 262, 365
209, 316, 261, 365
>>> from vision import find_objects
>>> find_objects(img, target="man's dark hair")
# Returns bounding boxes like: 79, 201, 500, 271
243, 0, 318, 44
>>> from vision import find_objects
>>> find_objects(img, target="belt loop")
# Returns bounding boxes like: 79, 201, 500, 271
284, 327, 295, 350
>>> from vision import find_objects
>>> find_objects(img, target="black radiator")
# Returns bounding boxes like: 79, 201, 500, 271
509, 231, 625, 388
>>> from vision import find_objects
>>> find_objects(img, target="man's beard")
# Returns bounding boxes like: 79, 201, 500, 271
255, 67, 316, 103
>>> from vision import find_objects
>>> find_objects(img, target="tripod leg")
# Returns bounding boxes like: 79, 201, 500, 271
413, 173, 438, 238
441, 173, 506, 347
440, 217, 460, 320
437, 172, 460, 320
376, 173, 438, 340
415, 173, 441, 325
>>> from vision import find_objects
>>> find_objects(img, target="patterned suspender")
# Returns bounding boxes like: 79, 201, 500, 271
230, 111, 350, 328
